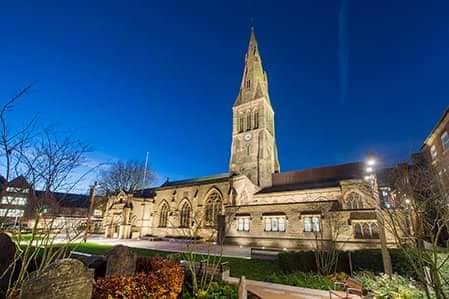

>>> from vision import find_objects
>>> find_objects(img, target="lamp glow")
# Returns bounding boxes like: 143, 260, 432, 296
365, 167, 373, 173
366, 158, 376, 166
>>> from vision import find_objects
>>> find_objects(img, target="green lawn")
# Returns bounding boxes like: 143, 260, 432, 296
12, 233, 46, 241
71, 242, 280, 281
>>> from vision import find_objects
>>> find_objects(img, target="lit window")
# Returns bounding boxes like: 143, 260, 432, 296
237, 217, 250, 232
304, 216, 320, 232
93, 209, 103, 217
6, 187, 29, 193
0, 209, 24, 217
430, 145, 437, 160
441, 131, 449, 151
263, 215, 286, 232
312, 216, 320, 232
304, 217, 311, 232
345, 192, 363, 209
353, 222, 379, 239
1, 196, 27, 205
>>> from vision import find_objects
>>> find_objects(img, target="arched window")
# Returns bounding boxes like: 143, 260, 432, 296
357, 199, 364, 209
253, 110, 259, 129
238, 114, 244, 133
346, 192, 363, 209
180, 202, 191, 228
371, 223, 379, 239
354, 223, 362, 239
246, 112, 252, 131
205, 191, 222, 227
362, 223, 371, 239
159, 203, 169, 228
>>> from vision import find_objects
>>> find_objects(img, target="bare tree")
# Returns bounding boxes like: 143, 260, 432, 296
0, 85, 35, 227
309, 202, 349, 275
0, 87, 98, 297
382, 158, 449, 299
97, 160, 153, 195
357, 176, 393, 277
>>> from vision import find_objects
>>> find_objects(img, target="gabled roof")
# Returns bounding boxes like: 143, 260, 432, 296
159, 173, 231, 189
8, 176, 30, 189
132, 187, 156, 198
35, 190, 103, 209
422, 106, 449, 148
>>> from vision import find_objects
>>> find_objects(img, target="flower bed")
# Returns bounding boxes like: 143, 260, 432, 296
93, 256, 184, 299
355, 272, 426, 299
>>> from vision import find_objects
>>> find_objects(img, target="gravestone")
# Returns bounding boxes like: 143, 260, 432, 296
71, 252, 106, 278
21, 258, 93, 299
0, 233, 16, 289
105, 245, 136, 277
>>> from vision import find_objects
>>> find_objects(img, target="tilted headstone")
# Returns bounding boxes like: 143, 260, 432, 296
71, 252, 106, 278
0, 233, 16, 289
105, 245, 136, 277
21, 258, 93, 299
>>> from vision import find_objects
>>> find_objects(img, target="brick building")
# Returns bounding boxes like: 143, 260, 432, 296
0, 176, 104, 232
422, 107, 449, 186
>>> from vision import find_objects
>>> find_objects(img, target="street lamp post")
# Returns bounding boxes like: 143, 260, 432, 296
364, 157, 393, 276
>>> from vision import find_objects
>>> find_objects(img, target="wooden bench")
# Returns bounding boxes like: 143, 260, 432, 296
250, 247, 283, 260
329, 277, 363, 299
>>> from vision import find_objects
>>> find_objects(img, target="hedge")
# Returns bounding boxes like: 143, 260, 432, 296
278, 249, 415, 277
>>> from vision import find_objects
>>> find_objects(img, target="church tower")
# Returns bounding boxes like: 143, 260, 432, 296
229, 28, 280, 187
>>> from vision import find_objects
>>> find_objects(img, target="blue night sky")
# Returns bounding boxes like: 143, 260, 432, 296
1, 1, 448, 187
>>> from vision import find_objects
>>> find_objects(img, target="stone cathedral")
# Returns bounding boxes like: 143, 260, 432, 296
103, 29, 397, 250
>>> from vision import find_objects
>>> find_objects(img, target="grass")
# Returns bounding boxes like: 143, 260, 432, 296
71, 242, 280, 281
265, 272, 333, 290
11, 233, 46, 241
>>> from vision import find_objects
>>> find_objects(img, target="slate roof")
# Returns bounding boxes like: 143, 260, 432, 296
258, 162, 365, 194
0, 176, 7, 186
257, 180, 342, 194
8, 176, 30, 189
159, 173, 231, 189
35, 190, 99, 209
132, 187, 157, 198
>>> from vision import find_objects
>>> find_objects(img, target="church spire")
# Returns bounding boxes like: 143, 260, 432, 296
234, 28, 270, 106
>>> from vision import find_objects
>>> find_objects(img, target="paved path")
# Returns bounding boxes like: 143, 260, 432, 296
85, 235, 252, 258
77, 239, 343, 299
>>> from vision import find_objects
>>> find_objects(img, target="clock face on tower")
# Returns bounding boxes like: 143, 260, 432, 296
244, 133, 252, 141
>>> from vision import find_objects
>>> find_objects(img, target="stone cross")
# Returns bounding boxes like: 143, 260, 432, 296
0, 232, 16, 291
105, 245, 136, 277
21, 258, 93, 299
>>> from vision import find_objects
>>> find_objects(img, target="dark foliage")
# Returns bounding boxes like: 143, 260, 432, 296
278, 249, 415, 277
